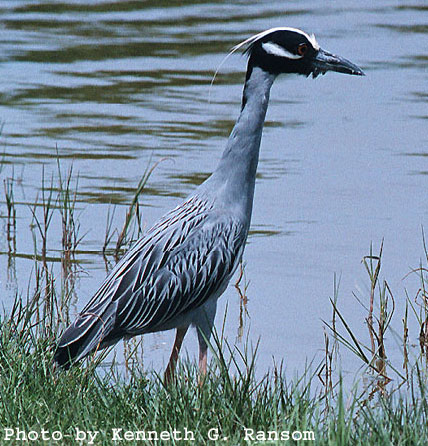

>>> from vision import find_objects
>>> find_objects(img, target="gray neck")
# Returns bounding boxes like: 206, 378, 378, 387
202, 66, 276, 218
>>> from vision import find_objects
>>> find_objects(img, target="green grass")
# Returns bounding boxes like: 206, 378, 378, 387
1, 295, 428, 445
1, 164, 428, 445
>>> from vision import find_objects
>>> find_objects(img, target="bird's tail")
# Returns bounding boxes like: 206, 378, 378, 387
54, 307, 117, 369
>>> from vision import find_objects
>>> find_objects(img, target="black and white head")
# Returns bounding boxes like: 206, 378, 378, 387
235, 27, 364, 78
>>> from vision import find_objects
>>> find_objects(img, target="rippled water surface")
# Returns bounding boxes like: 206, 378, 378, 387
0, 1, 427, 376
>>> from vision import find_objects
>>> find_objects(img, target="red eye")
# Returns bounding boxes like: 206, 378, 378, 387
297, 43, 308, 56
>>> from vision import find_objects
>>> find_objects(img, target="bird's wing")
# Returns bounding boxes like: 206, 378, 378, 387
115, 212, 246, 334
58, 195, 246, 350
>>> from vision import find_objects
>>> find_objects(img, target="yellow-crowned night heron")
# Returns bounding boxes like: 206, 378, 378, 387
54, 27, 364, 381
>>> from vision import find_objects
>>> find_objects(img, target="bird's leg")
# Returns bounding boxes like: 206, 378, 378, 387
195, 301, 217, 386
198, 343, 208, 385
164, 326, 188, 384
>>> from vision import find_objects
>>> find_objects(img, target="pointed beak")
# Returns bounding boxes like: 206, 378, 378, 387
311, 48, 365, 78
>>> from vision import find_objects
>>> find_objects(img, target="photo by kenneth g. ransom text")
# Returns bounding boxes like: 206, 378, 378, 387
2, 426, 315, 443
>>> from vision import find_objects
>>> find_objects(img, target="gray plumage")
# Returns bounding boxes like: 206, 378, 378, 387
54, 27, 363, 376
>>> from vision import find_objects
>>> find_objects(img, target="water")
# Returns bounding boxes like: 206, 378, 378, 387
0, 0, 426, 378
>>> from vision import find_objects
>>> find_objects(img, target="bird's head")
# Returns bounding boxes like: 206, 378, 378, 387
236, 27, 364, 78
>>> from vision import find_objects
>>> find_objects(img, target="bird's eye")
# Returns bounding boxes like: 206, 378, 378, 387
297, 43, 308, 56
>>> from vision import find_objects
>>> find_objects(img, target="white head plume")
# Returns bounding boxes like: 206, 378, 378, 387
231, 27, 320, 53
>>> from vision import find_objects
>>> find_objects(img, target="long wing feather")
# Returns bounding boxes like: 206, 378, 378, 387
55, 195, 246, 366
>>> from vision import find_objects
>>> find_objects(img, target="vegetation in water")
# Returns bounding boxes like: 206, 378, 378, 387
1, 162, 428, 445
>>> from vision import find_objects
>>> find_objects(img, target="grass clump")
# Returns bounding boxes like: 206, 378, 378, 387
2, 292, 428, 445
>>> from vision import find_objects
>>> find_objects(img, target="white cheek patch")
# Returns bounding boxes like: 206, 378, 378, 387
262, 42, 303, 60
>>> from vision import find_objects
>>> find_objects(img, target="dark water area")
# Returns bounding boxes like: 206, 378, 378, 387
0, 1, 427, 379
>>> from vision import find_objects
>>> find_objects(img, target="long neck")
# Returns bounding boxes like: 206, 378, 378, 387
206, 66, 276, 216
